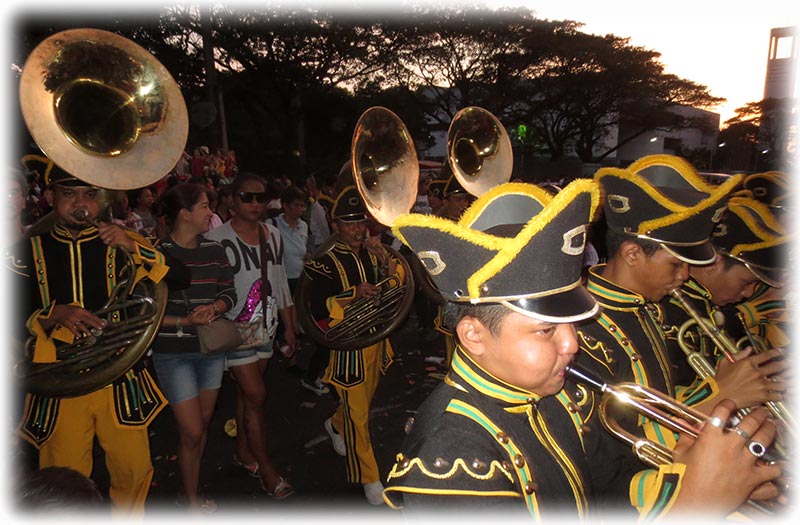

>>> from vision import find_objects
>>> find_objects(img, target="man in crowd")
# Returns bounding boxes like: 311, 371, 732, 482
7, 165, 180, 517
302, 185, 406, 505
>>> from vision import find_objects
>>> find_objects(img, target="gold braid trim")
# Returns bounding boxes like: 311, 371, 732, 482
387, 456, 514, 483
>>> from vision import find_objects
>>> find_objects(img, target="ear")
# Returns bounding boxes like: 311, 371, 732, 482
43, 188, 54, 207
455, 316, 488, 357
619, 240, 644, 267
178, 207, 191, 222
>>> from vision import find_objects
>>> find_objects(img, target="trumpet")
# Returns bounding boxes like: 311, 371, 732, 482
565, 362, 782, 517
670, 289, 794, 434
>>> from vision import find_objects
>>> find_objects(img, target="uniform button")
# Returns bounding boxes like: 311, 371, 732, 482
472, 458, 486, 470
631, 353, 641, 361
39, 280, 45, 284
524, 480, 537, 494
501, 461, 511, 472
620, 338, 629, 346
108, 274, 114, 279
573, 389, 584, 400
480, 284, 490, 293
526, 397, 535, 404
38, 269, 44, 274
433, 457, 450, 469
496, 432, 509, 444
513, 454, 525, 468
634, 298, 642, 304
579, 424, 591, 435
567, 403, 578, 413
608, 325, 617, 333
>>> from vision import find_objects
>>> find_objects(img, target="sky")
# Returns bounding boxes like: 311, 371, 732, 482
486, 0, 798, 123
3, 0, 798, 123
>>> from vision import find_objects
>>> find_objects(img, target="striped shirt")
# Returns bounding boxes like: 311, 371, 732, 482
155, 236, 236, 352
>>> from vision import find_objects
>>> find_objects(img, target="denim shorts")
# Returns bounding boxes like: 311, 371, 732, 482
225, 342, 274, 369
151, 351, 226, 404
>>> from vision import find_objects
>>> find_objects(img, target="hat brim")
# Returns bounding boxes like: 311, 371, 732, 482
334, 214, 367, 222
660, 242, 716, 265
502, 285, 599, 323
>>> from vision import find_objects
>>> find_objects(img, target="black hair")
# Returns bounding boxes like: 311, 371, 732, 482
605, 228, 660, 258
281, 185, 308, 205
230, 172, 267, 195
156, 183, 207, 228
17, 466, 104, 511
441, 301, 511, 339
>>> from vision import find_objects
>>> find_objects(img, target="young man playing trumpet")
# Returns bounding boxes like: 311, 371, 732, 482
575, 155, 787, 451
382, 178, 781, 519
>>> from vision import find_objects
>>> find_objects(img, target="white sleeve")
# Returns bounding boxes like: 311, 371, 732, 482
266, 223, 294, 309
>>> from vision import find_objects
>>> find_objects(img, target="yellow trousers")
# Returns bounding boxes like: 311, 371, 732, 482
38, 387, 153, 518
325, 342, 389, 484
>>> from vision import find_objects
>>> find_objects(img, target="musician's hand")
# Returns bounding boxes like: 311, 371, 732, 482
671, 400, 781, 517
46, 304, 107, 338
96, 222, 136, 251
364, 234, 389, 264
713, 348, 787, 410
187, 305, 216, 325
355, 282, 381, 298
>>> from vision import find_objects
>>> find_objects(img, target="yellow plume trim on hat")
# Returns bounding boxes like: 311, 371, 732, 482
627, 154, 708, 191
466, 179, 599, 299
596, 166, 743, 234
725, 197, 790, 256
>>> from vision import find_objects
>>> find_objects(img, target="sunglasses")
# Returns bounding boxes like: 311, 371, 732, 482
236, 192, 268, 203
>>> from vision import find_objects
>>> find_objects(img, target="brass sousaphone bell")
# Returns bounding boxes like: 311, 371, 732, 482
15, 28, 188, 397
295, 107, 417, 350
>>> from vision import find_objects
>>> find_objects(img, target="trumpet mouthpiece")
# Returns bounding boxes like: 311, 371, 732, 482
72, 209, 90, 221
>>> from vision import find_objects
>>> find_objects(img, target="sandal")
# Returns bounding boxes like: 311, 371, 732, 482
263, 476, 295, 500
233, 454, 260, 478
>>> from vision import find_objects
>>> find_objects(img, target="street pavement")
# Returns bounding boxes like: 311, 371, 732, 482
41, 313, 449, 520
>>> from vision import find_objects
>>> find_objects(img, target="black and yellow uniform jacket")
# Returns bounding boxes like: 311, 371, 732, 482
576, 266, 719, 450
725, 282, 790, 351
302, 238, 405, 387
6, 223, 172, 447
384, 347, 687, 521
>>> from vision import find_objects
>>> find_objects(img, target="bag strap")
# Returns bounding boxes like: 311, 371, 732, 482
258, 224, 273, 329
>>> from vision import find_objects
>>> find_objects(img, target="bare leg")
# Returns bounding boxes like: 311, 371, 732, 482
229, 359, 286, 491
170, 387, 220, 509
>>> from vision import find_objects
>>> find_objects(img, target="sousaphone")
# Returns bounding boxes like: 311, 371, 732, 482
295, 107, 417, 350
14, 28, 188, 397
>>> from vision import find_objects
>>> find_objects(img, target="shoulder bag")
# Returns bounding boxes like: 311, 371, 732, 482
182, 291, 243, 355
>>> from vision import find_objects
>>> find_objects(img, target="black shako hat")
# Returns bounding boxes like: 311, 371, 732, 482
596, 154, 742, 265
743, 171, 790, 212
331, 185, 367, 222
45, 163, 97, 188
442, 175, 468, 198
712, 196, 788, 288
392, 179, 600, 323
427, 179, 447, 200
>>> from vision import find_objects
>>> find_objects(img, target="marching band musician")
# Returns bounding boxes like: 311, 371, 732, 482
6, 165, 187, 517
382, 178, 781, 519
575, 155, 785, 452
662, 196, 789, 388
724, 172, 794, 351
302, 185, 407, 505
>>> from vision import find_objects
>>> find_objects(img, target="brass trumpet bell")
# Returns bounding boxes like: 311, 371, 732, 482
19, 28, 188, 190
351, 106, 419, 226
447, 107, 513, 196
